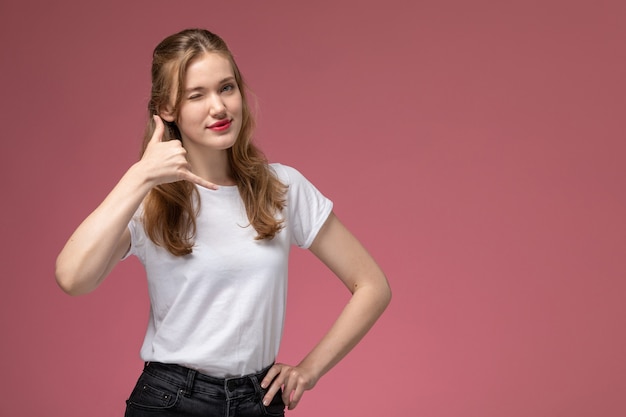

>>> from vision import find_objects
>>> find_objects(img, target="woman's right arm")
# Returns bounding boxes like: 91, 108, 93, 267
55, 116, 216, 296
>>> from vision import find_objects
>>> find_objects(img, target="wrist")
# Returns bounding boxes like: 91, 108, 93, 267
296, 358, 324, 385
127, 160, 159, 191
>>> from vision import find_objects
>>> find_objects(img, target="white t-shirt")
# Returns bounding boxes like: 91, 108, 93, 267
126, 163, 333, 377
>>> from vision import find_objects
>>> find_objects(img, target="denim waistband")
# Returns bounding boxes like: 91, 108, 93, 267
142, 362, 272, 398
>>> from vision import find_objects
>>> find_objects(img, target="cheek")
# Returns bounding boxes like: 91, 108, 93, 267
232, 92, 244, 115
178, 105, 204, 124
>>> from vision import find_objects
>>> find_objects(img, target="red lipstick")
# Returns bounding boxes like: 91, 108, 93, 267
208, 119, 232, 131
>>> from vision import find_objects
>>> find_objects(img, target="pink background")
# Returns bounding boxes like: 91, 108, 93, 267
2, 1, 625, 416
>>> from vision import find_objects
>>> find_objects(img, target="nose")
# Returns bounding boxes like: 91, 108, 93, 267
208, 94, 226, 117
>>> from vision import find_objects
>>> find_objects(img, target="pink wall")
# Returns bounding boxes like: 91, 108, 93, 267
2, 1, 625, 416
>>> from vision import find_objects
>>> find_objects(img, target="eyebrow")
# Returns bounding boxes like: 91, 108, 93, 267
185, 76, 236, 93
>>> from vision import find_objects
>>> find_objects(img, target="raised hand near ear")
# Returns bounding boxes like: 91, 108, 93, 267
140, 115, 218, 190
56, 115, 216, 296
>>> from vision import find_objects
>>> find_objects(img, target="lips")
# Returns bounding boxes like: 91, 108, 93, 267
208, 119, 232, 131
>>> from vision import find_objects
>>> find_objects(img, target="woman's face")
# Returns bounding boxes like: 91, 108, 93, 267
164, 52, 243, 156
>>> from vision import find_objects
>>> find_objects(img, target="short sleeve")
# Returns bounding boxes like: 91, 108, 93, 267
122, 208, 146, 263
272, 164, 333, 249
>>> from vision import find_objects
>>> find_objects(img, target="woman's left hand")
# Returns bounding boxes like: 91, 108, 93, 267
260, 363, 318, 410
259, 213, 391, 411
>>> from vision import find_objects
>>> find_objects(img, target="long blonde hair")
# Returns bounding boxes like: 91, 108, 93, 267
141, 28, 286, 256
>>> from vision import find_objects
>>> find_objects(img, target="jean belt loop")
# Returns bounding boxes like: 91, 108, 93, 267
184, 368, 197, 397
250, 371, 263, 398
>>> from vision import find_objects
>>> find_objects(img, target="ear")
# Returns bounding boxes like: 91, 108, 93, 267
159, 106, 176, 122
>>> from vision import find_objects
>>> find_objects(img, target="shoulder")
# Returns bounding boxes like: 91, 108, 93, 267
269, 163, 307, 186
269, 162, 332, 208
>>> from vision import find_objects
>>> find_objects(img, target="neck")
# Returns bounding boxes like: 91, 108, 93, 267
185, 147, 235, 186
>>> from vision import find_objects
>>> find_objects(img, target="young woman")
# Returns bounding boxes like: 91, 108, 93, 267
56, 28, 391, 416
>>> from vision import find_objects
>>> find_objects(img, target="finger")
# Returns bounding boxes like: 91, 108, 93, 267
262, 381, 283, 407
181, 171, 219, 190
261, 364, 282, 389
287, 384, 306, 410
150, 115, 165, 144
262, 365, 286, 406
282, 375, 297, 408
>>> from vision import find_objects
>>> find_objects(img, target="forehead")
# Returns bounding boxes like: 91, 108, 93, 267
184, 52, 235, 87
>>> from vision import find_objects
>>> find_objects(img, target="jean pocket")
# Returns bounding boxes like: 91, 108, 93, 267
260, 387, 285, 416
126, 373, 181, 411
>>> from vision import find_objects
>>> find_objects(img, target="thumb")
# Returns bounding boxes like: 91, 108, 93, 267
150, 114, 165, 143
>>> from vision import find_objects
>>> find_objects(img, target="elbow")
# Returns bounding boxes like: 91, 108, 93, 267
371, 271, 392, 312
380, 278, 392, 309
55, 268, 80, 296
355, 272, 392, 312
55, 259, 90, 296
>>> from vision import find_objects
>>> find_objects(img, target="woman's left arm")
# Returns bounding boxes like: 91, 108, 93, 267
261, 211, 392, 410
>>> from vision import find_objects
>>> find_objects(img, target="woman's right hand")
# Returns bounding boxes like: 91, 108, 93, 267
139, 115, 217, 190
55, 115, 217, 295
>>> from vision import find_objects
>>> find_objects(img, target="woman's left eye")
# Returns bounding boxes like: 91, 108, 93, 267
221, 84, 235, 93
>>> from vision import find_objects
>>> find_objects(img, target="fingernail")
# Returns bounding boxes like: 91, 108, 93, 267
263, 399, 269, 406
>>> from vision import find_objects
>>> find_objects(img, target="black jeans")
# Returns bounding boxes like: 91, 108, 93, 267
125, 362, 285, 417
